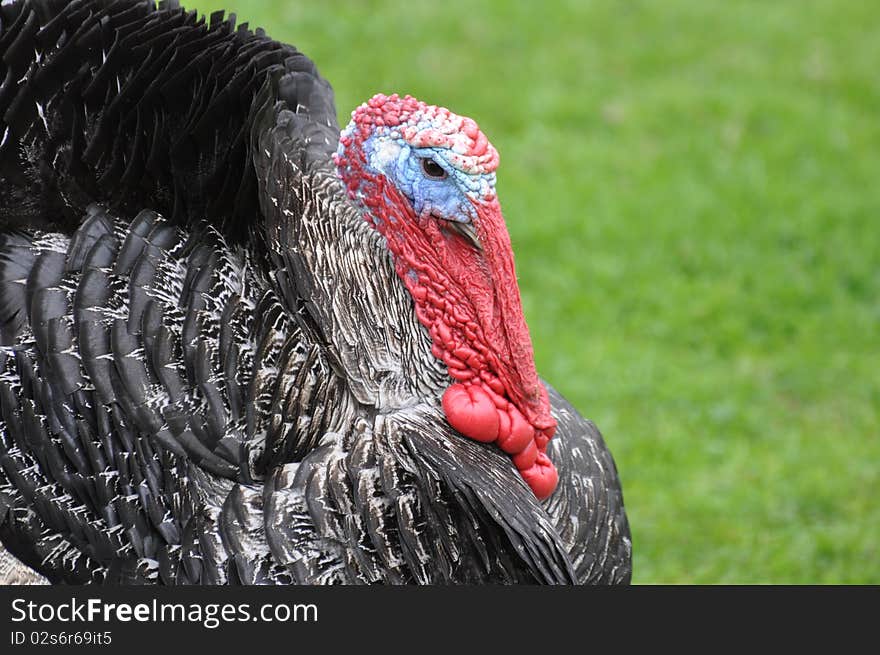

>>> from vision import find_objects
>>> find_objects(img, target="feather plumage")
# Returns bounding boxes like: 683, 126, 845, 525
0, 0, 631, 585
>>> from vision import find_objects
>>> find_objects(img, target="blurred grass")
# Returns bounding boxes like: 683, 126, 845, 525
185, 0, 879, 583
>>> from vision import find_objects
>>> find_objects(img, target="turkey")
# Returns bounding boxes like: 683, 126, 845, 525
0, 0, 631, 584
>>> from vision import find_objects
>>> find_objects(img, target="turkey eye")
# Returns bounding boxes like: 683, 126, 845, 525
421, 158, 448, 180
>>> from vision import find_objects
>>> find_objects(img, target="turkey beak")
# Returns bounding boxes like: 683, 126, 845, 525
445, 219, 482, 252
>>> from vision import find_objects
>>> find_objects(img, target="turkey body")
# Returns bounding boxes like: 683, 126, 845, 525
0, 0, 632, 584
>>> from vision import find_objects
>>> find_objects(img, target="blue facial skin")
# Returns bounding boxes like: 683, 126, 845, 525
359, 134, 493, 225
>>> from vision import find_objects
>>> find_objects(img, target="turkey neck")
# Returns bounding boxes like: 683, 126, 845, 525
353, 174, 559, 499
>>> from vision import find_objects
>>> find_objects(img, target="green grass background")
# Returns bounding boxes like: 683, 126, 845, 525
185, 0, 879, 583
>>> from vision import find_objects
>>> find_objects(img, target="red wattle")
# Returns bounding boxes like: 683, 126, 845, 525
443, 382, 559, 499
496, 407, 534, 455
535, 430, 551, 452
519, 452, 558, 500
511, 440, 537, 470
496, 410, 511, 441
442, 383, 499, 443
